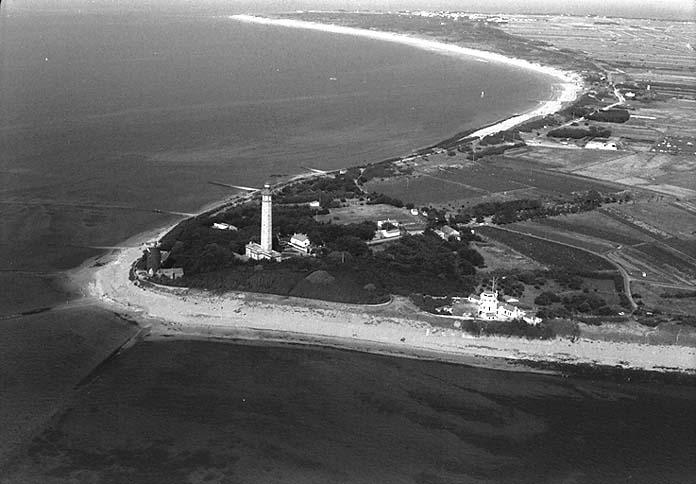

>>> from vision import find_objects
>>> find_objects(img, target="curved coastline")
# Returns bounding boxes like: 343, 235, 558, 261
71, 19, 696, 376
229, 14, 583, 140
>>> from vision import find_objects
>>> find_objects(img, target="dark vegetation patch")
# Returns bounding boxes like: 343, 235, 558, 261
158, 204, 376, 274
662, 290, 696, 299
457, 319, 556, 339
158, 225, 484, 303
452, 191, 630, 225
475, 226, 616, 272
547, 125, 612, 139
586, 108, 630, 123
275, 173, 363, 206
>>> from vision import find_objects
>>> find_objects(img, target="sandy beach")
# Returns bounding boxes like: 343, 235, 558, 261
70, 235, 696, 375
229, 15, 584, 140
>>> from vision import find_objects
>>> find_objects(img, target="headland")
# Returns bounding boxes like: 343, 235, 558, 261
71, 16, 696, 377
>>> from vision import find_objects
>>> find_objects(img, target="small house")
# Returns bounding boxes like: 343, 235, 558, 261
289, 233, 311, 253
157, 267, 184, 280
212, 222, 238, 231
376, 219, 401, 239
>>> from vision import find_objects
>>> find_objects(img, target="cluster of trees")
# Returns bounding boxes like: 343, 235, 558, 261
156, 201, 488, 303
274, 174, 363, 205
157, 204, 378, 275
366, 192, 406, 208
358, 159, 412, 183
410, 294, 452, 314
478, 130, 521, 146
547, 125, 612, 139
586, 108, 630, 123
535, 291, 617, 317
452, 191, 627, 225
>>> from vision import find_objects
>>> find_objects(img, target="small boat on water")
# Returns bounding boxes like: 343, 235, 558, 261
481, 91, 485, 98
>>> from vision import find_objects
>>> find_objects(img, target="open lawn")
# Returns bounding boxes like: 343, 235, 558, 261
316, 203, 422, 225
363, 173, 486, 206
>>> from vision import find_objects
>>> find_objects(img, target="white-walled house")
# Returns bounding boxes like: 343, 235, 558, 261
468, 289, 532, 322
289, 233, 311, 253
375, 219, 402, 239
212, 222, 238, 231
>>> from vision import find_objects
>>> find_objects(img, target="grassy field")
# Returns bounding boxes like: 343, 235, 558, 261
534, 211, 652, 247
631, 243, 696, 280
315, 203, 423, 226
505, 221, 616, 255
365, 160, 622, 208
505, 147, 628, 171
608, 202, 696, 241
363, 174, 486, 206
475, 226, 617, 273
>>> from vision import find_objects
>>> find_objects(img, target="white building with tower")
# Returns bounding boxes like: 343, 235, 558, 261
245, 184, 282, 262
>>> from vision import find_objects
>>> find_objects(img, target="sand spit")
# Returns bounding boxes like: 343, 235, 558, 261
229, 14, 583, 140
75, 237, 696, 376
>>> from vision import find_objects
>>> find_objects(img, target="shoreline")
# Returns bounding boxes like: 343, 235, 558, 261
229, 14, 583, 141
72, 239, 696, 377
68, 19, 696, 377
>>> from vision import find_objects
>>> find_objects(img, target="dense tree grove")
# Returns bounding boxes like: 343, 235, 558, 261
275, 174, 363, 205
153, 203, 486, 304
586, 108, 630, 123
547, 125, 612, 139
452, 190, 630, 225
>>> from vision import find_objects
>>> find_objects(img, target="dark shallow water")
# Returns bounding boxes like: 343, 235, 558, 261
5, 340, 696, 483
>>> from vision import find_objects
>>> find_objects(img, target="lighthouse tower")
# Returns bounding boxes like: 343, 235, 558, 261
244, 183, 281, 261
260, 184, 272, 252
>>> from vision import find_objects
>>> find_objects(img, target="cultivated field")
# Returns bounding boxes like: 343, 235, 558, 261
474, 225, 616, 273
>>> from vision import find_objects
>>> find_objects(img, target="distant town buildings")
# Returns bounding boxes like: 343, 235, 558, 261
245, 184, 282, 262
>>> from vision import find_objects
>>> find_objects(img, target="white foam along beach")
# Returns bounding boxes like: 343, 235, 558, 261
229, 15, 583, 140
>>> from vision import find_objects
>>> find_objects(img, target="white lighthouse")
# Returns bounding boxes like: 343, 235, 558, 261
260, 184, 272, 252
245, 183, 282, 262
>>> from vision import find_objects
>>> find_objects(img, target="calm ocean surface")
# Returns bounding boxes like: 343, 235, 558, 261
1, 10, 694, 482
